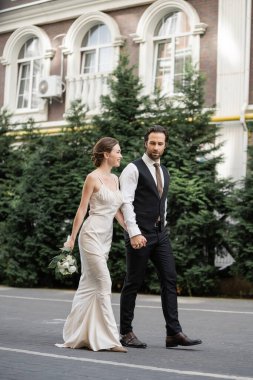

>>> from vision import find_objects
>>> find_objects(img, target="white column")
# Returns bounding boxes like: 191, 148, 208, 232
216, 123, 248, 183
216, 0, 250, 116
216, 0, 251, 181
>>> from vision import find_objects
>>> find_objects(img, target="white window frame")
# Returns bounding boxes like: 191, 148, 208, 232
63, 11, 125, 112
153, 30, 193, 95
132, 0, 207, 96
1, 26, 55, 124
16, 38, 43, 110
80, 24, 113, 75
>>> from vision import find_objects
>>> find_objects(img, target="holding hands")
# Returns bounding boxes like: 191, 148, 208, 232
130, 235, 147, 250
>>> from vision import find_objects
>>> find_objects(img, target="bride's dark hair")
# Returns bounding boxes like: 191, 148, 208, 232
92, 137, 119, 167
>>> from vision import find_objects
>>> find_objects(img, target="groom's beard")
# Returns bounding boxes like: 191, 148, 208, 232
146, 150, 164, 161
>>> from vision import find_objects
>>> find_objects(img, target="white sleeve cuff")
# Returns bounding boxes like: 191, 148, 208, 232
127, 225, 142, 238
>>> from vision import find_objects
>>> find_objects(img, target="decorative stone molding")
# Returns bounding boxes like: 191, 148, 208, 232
0, 57, 9, 66
193, 22, 208, 35
129, 33, 144, 44
44, 48, 57, 59
0, 0, 154, 34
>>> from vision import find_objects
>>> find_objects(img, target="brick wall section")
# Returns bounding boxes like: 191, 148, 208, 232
189, 0, 218, 108
40, 20, 73, 121
107, 5, 147, 68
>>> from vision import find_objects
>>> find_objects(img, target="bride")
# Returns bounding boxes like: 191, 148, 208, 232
56, 137, 127, 353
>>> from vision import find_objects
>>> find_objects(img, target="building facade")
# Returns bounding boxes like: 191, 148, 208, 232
0, 0, 252, 182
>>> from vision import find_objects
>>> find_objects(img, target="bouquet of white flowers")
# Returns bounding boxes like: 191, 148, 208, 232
49, 237, 78, 276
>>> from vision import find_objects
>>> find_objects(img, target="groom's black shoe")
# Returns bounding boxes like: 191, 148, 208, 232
120, 332, 147, 348
166, 332, 202, 348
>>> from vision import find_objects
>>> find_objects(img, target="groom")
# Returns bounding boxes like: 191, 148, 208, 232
119, 125, 202, 349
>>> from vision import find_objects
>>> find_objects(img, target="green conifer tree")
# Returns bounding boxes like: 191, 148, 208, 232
0, 109, 16, 223
147, 66, 233, 295
0, 116, 44, 285
228, 131, 253, 283
0, 109, 21, 283
92, 53, 150, 159
1, 101, 95, 287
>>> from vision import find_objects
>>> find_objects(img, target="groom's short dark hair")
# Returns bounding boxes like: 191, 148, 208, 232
144, 125, 168, 143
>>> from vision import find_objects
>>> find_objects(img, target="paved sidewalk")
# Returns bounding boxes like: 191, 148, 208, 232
0, 286, 253, 380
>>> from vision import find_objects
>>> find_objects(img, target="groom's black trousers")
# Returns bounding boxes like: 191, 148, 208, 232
120, 227, 182, 336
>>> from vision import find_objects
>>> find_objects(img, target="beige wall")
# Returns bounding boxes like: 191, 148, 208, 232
0, 0, 36, 11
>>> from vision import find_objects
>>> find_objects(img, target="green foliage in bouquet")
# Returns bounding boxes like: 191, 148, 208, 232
48, 246, 78, 277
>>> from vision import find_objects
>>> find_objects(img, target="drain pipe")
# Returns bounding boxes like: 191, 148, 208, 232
240, 0, 251, 132
239, 0, 252, 178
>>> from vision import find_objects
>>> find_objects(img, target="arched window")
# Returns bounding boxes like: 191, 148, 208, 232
80, 24, 113, 75
17, 37, 42, 109
1, 26, 54, 123
63, 11, 124, 113
153, 11, 192, 95
133, 0, 207, 97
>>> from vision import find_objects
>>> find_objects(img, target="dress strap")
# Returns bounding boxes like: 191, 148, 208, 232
97, 175, 119, 190
113, 176, 119, 190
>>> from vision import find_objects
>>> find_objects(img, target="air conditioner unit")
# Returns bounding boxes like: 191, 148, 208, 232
38, 75, 63, 98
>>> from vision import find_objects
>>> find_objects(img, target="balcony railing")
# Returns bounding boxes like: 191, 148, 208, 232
66, 73, 110, 113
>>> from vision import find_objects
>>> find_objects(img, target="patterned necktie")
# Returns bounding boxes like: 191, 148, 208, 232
153, 163, 163, 197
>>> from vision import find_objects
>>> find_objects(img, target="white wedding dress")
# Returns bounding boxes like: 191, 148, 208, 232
56, 179, 123, 351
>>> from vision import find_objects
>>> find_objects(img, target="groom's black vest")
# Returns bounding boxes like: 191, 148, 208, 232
133, 158, 169, 234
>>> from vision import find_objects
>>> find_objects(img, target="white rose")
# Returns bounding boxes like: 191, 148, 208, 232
62, 261, 69, 269
69, 265, 77, 274
66, 255, 75, 265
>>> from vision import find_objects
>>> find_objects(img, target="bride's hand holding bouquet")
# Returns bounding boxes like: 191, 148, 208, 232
48, 235, 78, 276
